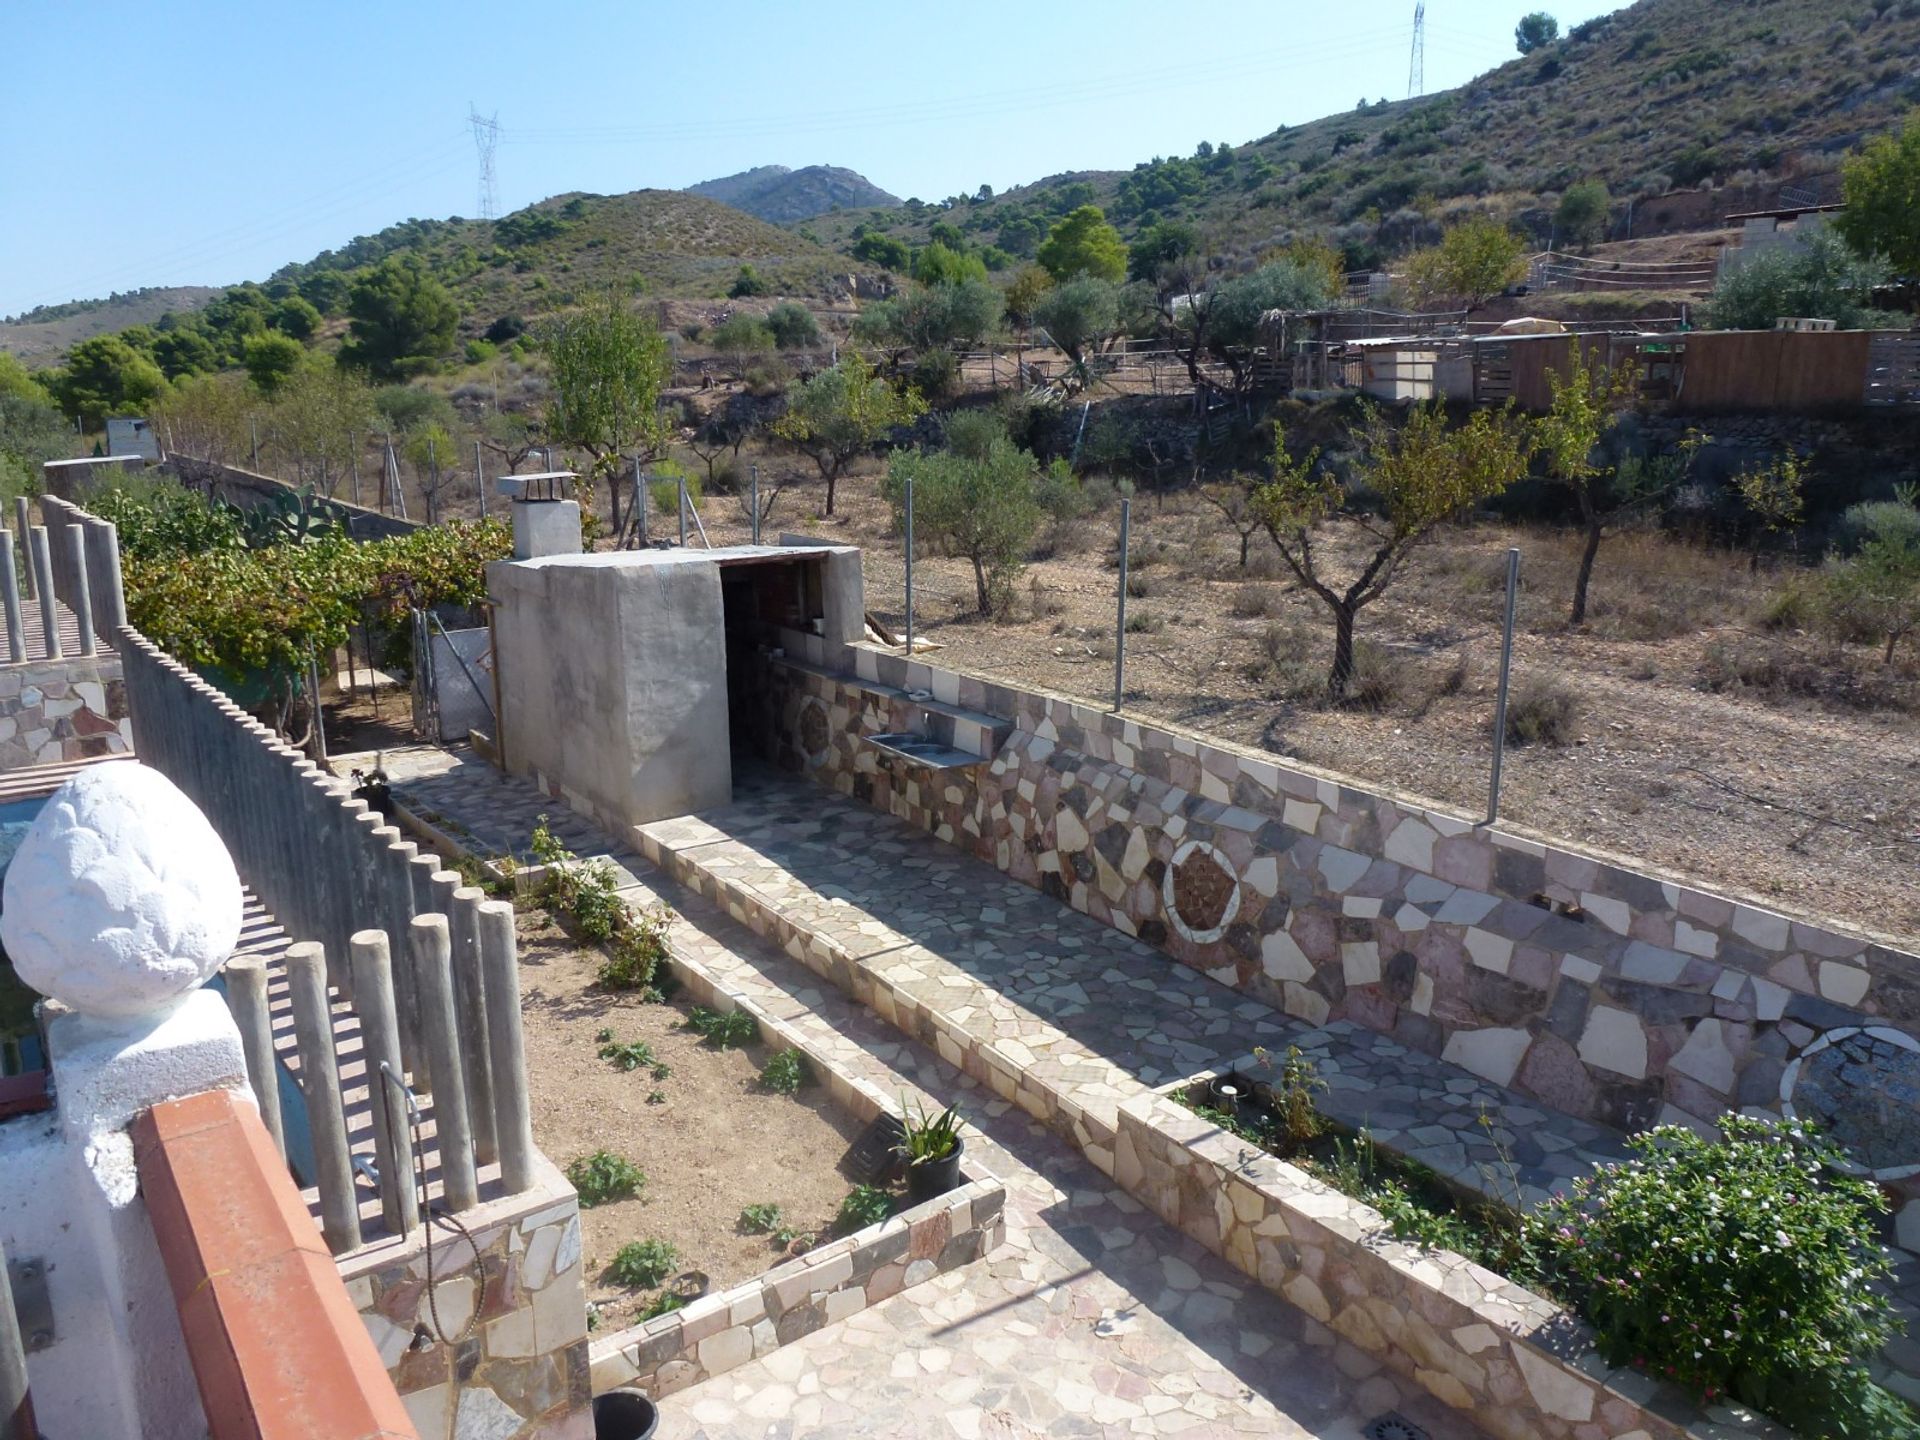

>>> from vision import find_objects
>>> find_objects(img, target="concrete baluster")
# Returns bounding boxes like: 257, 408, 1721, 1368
0, 530, 24, 665
61, 524, 94, 656
12, 496, 31, 599
450, 886, 497, 1165
349, 930, 419, 1236
407, 851, 445, 1093
410, 915, 477, 1213
0, 1233, 37, 1440
28, 528, 58, 658
88, 517, 128, 636
223, 955, 285, 1158
284, 941, 361, 1256
478, 899, 535, 1195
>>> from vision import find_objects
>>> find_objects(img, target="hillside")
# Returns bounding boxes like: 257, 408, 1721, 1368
0, 286, 222, 364
809, 0, 1920, 266
687, 164, 898, 223
272, 188, 844, 335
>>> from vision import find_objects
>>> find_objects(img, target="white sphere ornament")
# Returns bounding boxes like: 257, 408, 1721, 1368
1, 762, 244, 1018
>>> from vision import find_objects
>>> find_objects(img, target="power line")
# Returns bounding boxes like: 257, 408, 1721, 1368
469, 105, 500, 221
1409, 1, 1427, 98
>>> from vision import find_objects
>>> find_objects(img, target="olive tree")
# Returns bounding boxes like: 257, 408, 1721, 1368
885, 428, 1042, 614
772, 350, 925, 514
1827, 498, 1920, 663
542, 291, 673, 532
1253, 403, 1532, 699
1031, 275, 1124, 370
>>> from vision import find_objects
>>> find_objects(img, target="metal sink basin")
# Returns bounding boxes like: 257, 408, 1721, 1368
864, 733, 986, 769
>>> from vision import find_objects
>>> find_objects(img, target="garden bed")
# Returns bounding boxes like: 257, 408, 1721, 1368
514, 911, 877, 1328
1117, 1058, 1789, 1440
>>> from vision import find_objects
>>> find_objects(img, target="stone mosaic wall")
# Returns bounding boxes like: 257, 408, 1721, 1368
1116, 1086, 1773, 1440
589, 1177, 1004, 1400
760, 649, 1920, 1182
0, 656, 129, 768
341, 1164, 592, 1440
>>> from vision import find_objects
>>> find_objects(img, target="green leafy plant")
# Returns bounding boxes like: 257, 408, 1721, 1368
739, 1202, 785, 1235
899, 1097, 961, 1165
565, 1150, 645, 1207
687, 1006, 757, 1048
1253, 1045, 1327, 1150
598, 905, 670, 991
1527, 1116, 1906, 1435
759, 1049, 809, 1095
607, 1238, 679, 1289
596, 1036, 657, 1073
836, 1185, 894, 1233
636, 1289, 686, 1321
529, 817, 626, 940
645, 1089, 666, 1105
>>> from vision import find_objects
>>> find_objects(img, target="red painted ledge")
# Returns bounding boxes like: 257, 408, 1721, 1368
133, 1087, 418, 1440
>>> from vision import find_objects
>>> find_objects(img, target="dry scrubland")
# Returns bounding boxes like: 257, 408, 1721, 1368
674, 459, 1918, 943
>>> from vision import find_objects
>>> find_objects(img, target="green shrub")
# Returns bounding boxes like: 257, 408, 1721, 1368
649, 462, 701, 516
765, 301, 822, 350
1527, 1117, 1906, 1435
596, 1035, 658, 1073
607, 1238, 678, 1289
529, 816, 625, 940
687, 1006, 756, 1048
1758, 574, 1821, 631
566, 1150, 645, 1207
598, 904, 669, 991
759, 1049, 809, 1094
835, 1184, 893, 1233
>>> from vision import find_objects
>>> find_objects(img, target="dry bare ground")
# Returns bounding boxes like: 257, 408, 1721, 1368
685, 460, 1920, 945
513, 913, 865, 1327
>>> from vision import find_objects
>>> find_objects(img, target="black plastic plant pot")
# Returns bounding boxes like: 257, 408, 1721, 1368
593, 1389, 659, 1440
905, 1137, 965, 1205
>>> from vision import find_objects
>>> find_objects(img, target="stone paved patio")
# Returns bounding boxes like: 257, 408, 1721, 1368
379, 748, 1490, 1439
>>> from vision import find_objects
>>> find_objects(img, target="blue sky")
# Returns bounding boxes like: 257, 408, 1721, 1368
1, 1, 1624, 318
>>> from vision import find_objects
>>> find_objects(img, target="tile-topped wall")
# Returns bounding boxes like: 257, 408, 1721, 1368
0, 655, 129, 768
759, 647, 1920, 1200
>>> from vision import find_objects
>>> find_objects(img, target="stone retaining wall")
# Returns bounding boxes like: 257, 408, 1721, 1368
0, 655, 128, 768
758, 648, 1920, 1199
341, 1160, 592, 1440
588, 1177, 1001, 1401
1115, 1085, 1779, 1440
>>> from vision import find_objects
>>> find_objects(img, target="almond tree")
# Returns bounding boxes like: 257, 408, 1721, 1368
542, 291, 673, 534
772, 350, 925, 514
1253, 402, 1532, 700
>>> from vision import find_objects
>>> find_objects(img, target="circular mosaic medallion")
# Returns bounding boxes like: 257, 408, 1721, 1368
1163, 839, 1241, 945
797, 697, 832, 768
1781, 1026, 1920, 1179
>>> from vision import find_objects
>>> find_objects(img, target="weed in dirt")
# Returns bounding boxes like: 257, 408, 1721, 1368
636, 1290, 686, 1321
1230, 585, 1280, 619
1341, 642, 1412, 713
608, 1238, 679, 1289
598, 904, 671, 991
1125, 571, 1163, 599
597, 1036, 659, 1072
688, 1006, 758, 1048
1700, 636, 1918, 714
1125, 609, 1165, 634
836, 1185, 894, 1233
738, 1203, 785, 1235
646, 1089, 667, 1105
567, 1151, 646, 1207
759, 1049, 810, 1094
530, 816, 626, 940
1505, 674, 1582, 745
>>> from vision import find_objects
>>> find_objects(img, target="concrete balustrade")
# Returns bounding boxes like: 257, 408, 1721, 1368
283, 942, 360, 1257
478, 899, 535, 1195
410, 914, 477, 1212
449, 886, 497, 1164
26, 530, 56, 659
348, 929, 418, 1237
0, 531, 23, 665
221, 956, 284, 1158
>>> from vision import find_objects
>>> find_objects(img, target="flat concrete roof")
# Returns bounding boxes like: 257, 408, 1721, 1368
503, 542, 854, 572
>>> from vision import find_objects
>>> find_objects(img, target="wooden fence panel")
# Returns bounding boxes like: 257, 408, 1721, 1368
1675, 331, 1873, 413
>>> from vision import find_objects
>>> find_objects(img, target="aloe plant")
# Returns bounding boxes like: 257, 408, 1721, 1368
899, 1096, 961, 1165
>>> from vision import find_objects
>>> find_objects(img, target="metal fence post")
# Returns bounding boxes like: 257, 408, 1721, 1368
750, 464, 761, 545
1487, 547, 1521, 825
475, 440, 486, 518
904, 477, 914, 656
1113, 498, 1132, 711
677, 475, 688, 547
